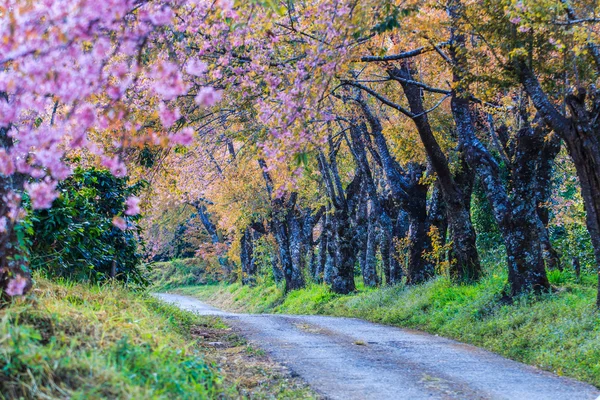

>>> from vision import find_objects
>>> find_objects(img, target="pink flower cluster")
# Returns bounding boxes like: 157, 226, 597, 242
24, 181, 58, 209
125, 196, 141, 216
171, 127, 196, 146
5, 275, 28, 297
0, 0, 235, 219
195, 87, 224, 107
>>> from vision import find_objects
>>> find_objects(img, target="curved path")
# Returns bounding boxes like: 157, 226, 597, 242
155, 293, 600, 400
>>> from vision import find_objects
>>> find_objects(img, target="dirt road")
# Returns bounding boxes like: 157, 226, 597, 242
155, 293, 600, 400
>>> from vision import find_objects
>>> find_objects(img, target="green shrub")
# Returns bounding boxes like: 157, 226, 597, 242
26, 167, 147, 285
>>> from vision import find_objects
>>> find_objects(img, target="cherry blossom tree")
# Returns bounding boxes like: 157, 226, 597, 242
0, 0, 231, 297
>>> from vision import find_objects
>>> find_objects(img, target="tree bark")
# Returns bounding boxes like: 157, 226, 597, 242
288, 204, 306, 286
356, 101, 434, 284
447, 2, 549, 295
271, 251, 284, 284
363, 209, 379, 287
317, 149, 360, 294
315, 212, 329, 283
517, 64, 600, 305
392, 209, 410, 283
240, 227, 256, 285
355, 185, 378, 287
404, 168, 434, 284
331, 207, 358, 294
451, 95, 550, 295
393, 63, 481, 282
258, 159, 305, 291
427, 181, 449, 271
535, 128, 562, 271
380, 220, 393, 285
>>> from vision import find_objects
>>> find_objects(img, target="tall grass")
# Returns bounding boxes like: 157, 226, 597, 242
149, 258, 218, 291
1, 277, 222, 399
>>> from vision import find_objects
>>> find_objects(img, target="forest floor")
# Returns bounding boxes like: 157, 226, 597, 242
156, 292, 600, 400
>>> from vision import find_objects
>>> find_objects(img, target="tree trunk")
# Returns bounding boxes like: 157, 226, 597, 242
324, 238, 336, 286
427, 182, 448, 272
517, 64, 600, 304
271, 251, 284, 284
259, 159, 305, 291
315, 215, 329, 283
357, 102, 433, 284
406, 199, 434, 284
196, 203, 232, 276
452, 96, 550, 295
289, 211, 306, 285
331, 208, 357, 294
240, 227, 256, 285
563, 130, 600, 305
322, 206, 336, 285
403, 164, 435, 284
317, 147, 362, 294
271, 214, 304, 291
394, 64, 481, 282
391, 210, 409, 283
446, 7, 549, 295
303, 207, 322, 283
363, 215, 379, 287
355, 183, 377, 287
380, 223, 392, 285
535, 130, 562, 271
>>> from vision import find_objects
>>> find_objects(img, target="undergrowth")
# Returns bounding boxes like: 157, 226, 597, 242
175, 268, 600, 388
149, 258, 218, 291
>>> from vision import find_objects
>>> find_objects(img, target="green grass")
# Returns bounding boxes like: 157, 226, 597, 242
149, 258, 219, 291
1, 277, 223, 399
175, 268, 600, 388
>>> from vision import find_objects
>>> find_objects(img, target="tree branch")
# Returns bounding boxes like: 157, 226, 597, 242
360, 41, 450, 62
341, 80, 414, 118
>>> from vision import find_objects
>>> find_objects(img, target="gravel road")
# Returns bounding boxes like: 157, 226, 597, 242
155, 292, 600, 400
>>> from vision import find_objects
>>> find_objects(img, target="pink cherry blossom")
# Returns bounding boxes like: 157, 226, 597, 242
195, 87, 223, 107
102, 157, 128, 178
112, 217, 128, 230
171, 127, 195, 146
25, 181, 58, 210
159, 103, 181, 129
186, 59, 208, 76
125, 196, 141, 216
218, 0, 234, 12
0, 0, 245, 297
5, 275, 28, 297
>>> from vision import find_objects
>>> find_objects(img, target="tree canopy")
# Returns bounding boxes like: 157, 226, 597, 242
2, 0, 600, 307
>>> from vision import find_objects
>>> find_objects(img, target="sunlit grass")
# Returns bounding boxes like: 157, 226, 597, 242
0, 277, 221, 399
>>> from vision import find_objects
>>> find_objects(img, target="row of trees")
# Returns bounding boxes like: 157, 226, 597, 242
1, 0, 599, 307
145, 0, 600, 306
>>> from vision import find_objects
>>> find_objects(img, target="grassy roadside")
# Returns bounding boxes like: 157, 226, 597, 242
171, 268, 600, 389
150, 258, 221, 291
0, 277, 316, 399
